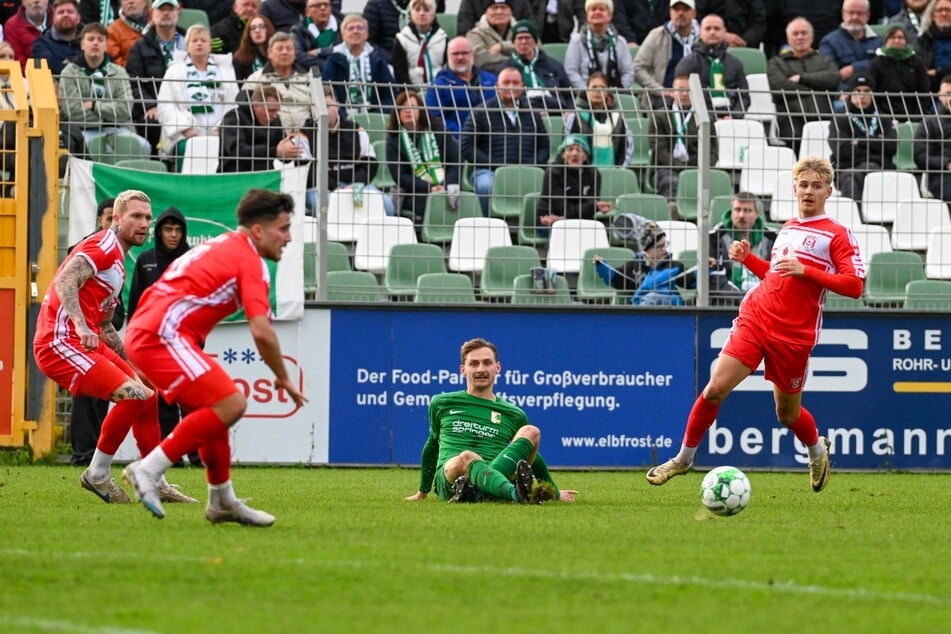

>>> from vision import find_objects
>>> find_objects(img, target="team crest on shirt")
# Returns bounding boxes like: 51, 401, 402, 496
802, 236, 817, 250
490, 411, 501, 424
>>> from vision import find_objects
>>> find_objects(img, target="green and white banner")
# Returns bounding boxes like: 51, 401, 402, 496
66, 158, 308, 321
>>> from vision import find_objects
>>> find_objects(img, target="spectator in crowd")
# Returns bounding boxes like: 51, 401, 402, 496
457, 0, 532, 38
674, 13, 749, 119
107, 0, 151, 67
764, 1, 843, 58
649, 74, 718, 212
565, 0, 635, 89
243, 31, 316, 132
125, 0, 186, 154
460, 67, 549, 215
79, 0, 121, 26
467, 0, 517, 74
564, 70, 633, 166
184, 1, 231, 27
232, 14, 274, 80
6, 0, 51, 70
501, 18, 573, 111
385, 88, 460, 221
323, 14, 396, 114
818, 0, 882, 94
363, 0, 445, 65
767, 16, 840, 152
867, 24, 931, 119
537, 134, 608, 228
542, 0, 585, 44
424, 36, 497, 137
218, 83, 302, 172
889, 0, 932, 48
708, 191, 775, 303
304, 87, 393, 215
695, 0, 767, 50
259, 0, 305, 33
31, 0, 82, 75
613, 0, 669, 46
59, 22, 152, 156
156, 24, 237, 167
125, 205, 199, 466
211, 0, 261, 55
916, 0, 951, 91
290, 0, 341, 73
830, 74, 897, 201
633, 0, 699, 110
391, 0, 448, 87
66, 198, 122, 467
913, 74, 951, 202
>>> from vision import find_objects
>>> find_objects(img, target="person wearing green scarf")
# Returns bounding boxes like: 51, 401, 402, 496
708, 192, 776, 305
867, 24, 931, 118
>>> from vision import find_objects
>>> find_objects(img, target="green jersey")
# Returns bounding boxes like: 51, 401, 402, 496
418, 390, 530, 494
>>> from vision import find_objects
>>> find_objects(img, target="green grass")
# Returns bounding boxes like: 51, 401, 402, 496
1, 467, 948, 633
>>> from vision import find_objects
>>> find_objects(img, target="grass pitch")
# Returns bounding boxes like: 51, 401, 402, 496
1, 466, 948, 633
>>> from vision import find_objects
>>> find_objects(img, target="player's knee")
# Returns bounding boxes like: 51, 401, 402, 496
516, 424, 541, 446
211, 391, 247, 426
458, 450, 482, 466
775, 404, 799, 426
111, 379, 154, 402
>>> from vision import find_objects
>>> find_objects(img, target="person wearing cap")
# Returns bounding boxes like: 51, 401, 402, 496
391, 0, 449, 87
913, 74, 951, 203
30, 0, 82, 75
672, 13, 749, 119
867, 24, 930, 119
457, 0, 536, 39
564, 0, 635, 89
501, 18, 573, 111
564, 70, 634, 166
424, 36, 498, 138
634, 0, 700, 110
126, 0, 187, 153
537, 133, 608, 228
467, 0, 518, 74
107, 0, 151, 66
830, 73, 897, 201
766, 16, 839, 153
818, 0, 883, 94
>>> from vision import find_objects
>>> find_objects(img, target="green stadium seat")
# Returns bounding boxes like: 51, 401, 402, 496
420, 190, 483, 244
511, 273, 572, 304
325, 270, 380, 302
903, 279, 951, 310
438, 13, 457, 39
729, 46, 767, 75
518, 192, 548, 247
675, 168, 734, 221
599, 167, 640, 204
349, 112, 389, 145
178, 8, 210, 29
479, 245, 542, 300
864, 251, 924, 307
611, 193, 671, 224
490, 165, 544, 219
384, 243, 447, 298
371, 140, 396, 190
576, 246, 636, 303
414, 272, 476, 303
114, 159, 167, 172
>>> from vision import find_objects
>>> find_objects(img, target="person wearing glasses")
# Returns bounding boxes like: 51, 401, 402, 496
210, 0, 261, 55
425, 36, 498, 138
291, 0, 343, 72
232, 14, 275, 80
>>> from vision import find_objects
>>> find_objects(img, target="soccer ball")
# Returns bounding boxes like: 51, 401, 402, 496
700, 466, 751, 516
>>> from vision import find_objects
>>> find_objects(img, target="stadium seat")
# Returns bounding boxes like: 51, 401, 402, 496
490, 165, 544, 219
891, 199, 951, 252
479, 245, 542, 300
824, 291, 865, 310
744, 73, 777, 139
739, 145, 796, 198
612, 193, 672, 223
370, 140, 396, 190
799, 120, 832, 162
517, 192, 548, 246
447, 217, 512, 272
709, 194, 734, 219
714, 119, 768, 170
624, 115, 653, 191
541, 42, 568, 65
326, 188, 387, 242
656, 219, 700, 259
324, 240, 352, 272
769, 174, 797, 222
851, 224, 893, 262
675, 168, 733, 221
180, 135, 220, 174
415, 272, 477, 303
730, 47, 767, 74
383, 242, 447, 298
546, 218, 610, 274
437, 12, 457, 39
599, 166, 640, 203
546, 114, 565, 161
86, 133, 150, 165
615, 92, 641, 119
352, 215, 417, 273
903, 279, 951, 310
861, 171, 921, 224
864, 251, 924, 307
893, 121, 918, 171
114, 159, 167, 172
420, 190, 483, 244
178, 8, 209, 29
576, 246, 637, 303
349, 112, 389, 145
925, 226, 951, 279
324, 270, 380, 302
511, 273, 573, 304
825, 196, 863, 226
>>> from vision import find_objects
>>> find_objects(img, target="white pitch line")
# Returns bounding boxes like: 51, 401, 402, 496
3, 548, 948, 608
0, 616, 158, 634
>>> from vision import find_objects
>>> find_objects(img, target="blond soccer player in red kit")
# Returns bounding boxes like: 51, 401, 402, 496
647, 157, 866, 492
122, 188, 306, 526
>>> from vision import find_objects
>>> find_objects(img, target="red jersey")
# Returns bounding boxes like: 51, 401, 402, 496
34, 229, 126, 346
127, 231, 272, 344
739, 215, 866, 347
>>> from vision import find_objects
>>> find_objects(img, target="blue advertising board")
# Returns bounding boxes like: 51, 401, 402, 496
328, 309, 696, 467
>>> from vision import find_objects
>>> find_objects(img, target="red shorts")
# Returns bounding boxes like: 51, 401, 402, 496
124, 327, 238, 411
721, 316, 813, 393
33, 337, 133, 398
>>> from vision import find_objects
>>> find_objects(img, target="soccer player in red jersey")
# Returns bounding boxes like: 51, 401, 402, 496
33, 190, 197, 505
122, 188, 306, 526
646, 157, 866, 492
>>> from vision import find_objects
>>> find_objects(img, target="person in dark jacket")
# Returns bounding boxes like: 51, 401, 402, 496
613, 0, 670, 45
913, 0, 951, 92
867, 24, 931, 119
30, 0, 81, 75
321, 14, 396, 114
424, 36, 497, 137
183, 0, 231, 26
537, 134, 609, 227
829, 74, 897, 201
218, 84, 302, 173
673, 13, 749, 119
385, 89, 460, 221
363, 0, 446, 64
290, 0, 342, 72
913, 75, 951, 202
501, 19, 574, 111
211, 0, 261, 55
565, 70, 633, 166
78, 0, 120, 25
259, 0, 305, 33
232, 14, 275, 80
457, 0, 530, 40
818, 0, 882, 93
126, 206, 197, 464
707, 191, 775, 304
695, 0, 767, 50
460, 67, 550, 215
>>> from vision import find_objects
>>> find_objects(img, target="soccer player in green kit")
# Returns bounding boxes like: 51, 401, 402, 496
405, 338, 578, 503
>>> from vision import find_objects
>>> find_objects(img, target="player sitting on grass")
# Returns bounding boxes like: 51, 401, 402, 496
405, 337, 577, 504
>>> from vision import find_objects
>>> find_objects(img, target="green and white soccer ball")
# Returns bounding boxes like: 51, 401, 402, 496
700, 466, 751, 516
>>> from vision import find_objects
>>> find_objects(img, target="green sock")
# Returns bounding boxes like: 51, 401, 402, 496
488, 437, 534, 479
468, 460, 517, 501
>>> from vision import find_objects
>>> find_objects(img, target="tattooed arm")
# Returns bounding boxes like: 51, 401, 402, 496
99, 318, 126, 359
54, 256, 99, 350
